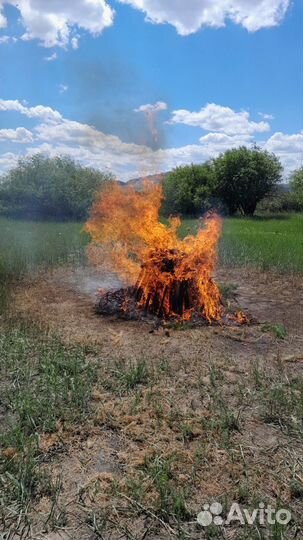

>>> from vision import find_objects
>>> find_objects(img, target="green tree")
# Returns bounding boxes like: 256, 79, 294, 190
213, 146, 282, 216
162, 163, 216, 216
290, 167, 303, 198
0, 154, 113, 220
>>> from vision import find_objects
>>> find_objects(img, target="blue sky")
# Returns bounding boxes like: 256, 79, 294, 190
0, 0, 302, 180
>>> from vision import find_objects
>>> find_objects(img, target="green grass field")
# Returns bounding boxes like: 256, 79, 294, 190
0, 213, 302, 313
178, 214, 303, 274
1, 214, 302, 296
0, 218, 87, 310
0, 218, 86, 276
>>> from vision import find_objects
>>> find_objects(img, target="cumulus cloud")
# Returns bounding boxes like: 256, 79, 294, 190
0, 98, 301, 180
199, 132, 253, 152
0, 151, 20, 172
0, 0, 115, 48
264, 131, 303, 172
265, 131, 303, 153
134, 101, 168, 113
168, 103, 270, 135
0, 99, 62, 122
118, 0, 290, 34
0, 0, 289, 48
0, 0, 290, 49
0, 127, 33, 143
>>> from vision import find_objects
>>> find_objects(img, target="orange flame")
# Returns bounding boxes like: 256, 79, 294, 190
85, 181, 223, 322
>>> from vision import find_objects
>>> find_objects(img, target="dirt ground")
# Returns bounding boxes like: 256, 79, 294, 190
13, 266, 303, 539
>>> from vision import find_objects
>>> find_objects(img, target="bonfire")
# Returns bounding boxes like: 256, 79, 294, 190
85, 181, 246, 324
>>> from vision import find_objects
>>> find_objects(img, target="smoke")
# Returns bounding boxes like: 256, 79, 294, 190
134, 101, 168, 149
65, 56, 167, 150
52, 266, 123, 300
89, 107, 166, 149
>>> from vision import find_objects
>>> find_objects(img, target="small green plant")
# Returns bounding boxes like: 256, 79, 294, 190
158, 357, 171, 374
262, 323, 287, 340
125, 472, 147, 503
252, 361, 266, 390
219, 282, 238, 302
260, 377, 303, 437
129, 391, 143, 414
202, 390, 240, 448
142, 454, 189, 521
208, 364, 224, 388
111, 359, 150, 392
179, 423, 195, 443
237, 483, 252, 504
167, 320, 196, 331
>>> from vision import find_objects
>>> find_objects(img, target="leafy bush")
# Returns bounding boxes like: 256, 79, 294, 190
258, 192, 303, 213
290, 166, 303, 196
289, 167, 303, 210
162, 163, 217, 216
213, 146, 282, 216
0, 154, 113, 220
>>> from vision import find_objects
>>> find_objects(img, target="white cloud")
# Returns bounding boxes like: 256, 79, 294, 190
265, 131, 303, 153
28, 114, 209, 179
0, 127, 33, 143
44, 52, 57, 62
118, 0, 290, 34
0, 0, 290, 50
0, 34, 9, 43
199, 132, 253, 151
0, 9, 6, 28
0, 98, 301, 180
134, 101, 168, 113
0, 34, 17, 44
71, 36, 79, 49
0, 99, 62, 122
264, 131, 303, 172
0, 0, 115, 48
168, 103, 270, 135
58, 84, 69, 94
0, 152, 19, 173
258, 112, 275, 121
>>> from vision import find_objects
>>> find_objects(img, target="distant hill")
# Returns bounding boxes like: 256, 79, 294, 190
122, 176, 290, 193
125, 172, 168, 190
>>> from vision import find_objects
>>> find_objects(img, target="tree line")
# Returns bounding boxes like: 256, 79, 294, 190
163, 146, 303, 217
0, 148, 302, 220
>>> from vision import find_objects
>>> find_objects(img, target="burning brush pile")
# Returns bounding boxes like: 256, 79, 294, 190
85, 182, 247, 325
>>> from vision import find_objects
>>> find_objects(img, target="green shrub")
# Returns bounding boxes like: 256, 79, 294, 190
0, 154, 113, 221
162, 163, 216, 216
